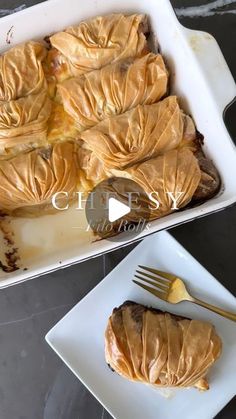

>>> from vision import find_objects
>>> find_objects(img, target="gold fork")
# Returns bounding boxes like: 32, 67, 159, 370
133, 265, 236, 322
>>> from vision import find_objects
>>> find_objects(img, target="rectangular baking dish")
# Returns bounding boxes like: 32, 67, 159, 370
0, 0, 235, 288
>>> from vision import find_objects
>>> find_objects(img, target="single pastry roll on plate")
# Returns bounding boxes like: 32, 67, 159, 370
58, 53, 168, 131
105, 301, 222, 390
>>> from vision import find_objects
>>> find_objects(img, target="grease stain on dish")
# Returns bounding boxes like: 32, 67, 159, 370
189, 34, 214, 53
151, 386, 176, 399
189, 35, 202, 53
0, 205, 91, 269
0, 216, 21, 272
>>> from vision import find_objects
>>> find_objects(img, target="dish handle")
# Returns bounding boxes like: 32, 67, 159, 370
182, 27, 236, 113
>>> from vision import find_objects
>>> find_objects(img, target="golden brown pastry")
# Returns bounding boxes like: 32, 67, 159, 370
42, 47, 71, 95
0, 91, 51, 155
79, 96, 197, 172
0, 41, 47, 101
0, 141, 78, 215
47, 102, 79, 143
58, 53, 168, 131
0, 13, 220, 223
105, 301, 222, 390
104, 148, 201, 223
78, 146, 106, 191
78, 148, 220, 241
48, 14, 149, 82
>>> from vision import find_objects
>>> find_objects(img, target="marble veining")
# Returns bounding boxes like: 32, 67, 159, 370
0, 303, 71, 328
0, 1, 236, 19
176, 0, 236, 17
0, 4, 26, 16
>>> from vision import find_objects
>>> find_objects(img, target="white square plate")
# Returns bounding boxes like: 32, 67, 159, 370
46, 231, 236, 419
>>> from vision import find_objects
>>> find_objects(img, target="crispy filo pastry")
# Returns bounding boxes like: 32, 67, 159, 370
0, 91, 52, 156
105, 301, 222, 390
0, 141, 78, 215
107, 148, 201, 221
0, 41, 47, 101
58, 53, 168, 131
78, 145, 221, 213
78, 106, 198, 188
77, 146, 107, 192
47, 13, 149, 82
79, 96, 197, 171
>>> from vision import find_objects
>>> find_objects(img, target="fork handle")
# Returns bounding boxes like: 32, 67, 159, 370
192, 297, 236, 322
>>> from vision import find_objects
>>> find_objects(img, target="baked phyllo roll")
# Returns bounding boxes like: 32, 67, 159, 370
79, 96, 197, 171
58, 53, 168, 130
0, 91, 52, 156
0, 141, 78, 215
48, 13, 149, 81
105, 301, 222, 390
0, 42, 47, 101
77, 146, 108, 191
108, 148, 201, 221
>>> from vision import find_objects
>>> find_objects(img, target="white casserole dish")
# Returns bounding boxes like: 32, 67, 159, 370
0, 0, 235, 287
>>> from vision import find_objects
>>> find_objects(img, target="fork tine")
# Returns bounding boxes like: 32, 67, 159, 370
134, 274, 168, 292
138, 265, 176, 282
133, 280, 168, 301
135, 271, 169, 291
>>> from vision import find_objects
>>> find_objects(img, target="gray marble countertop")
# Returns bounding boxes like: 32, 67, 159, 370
0, 1, 235, 418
